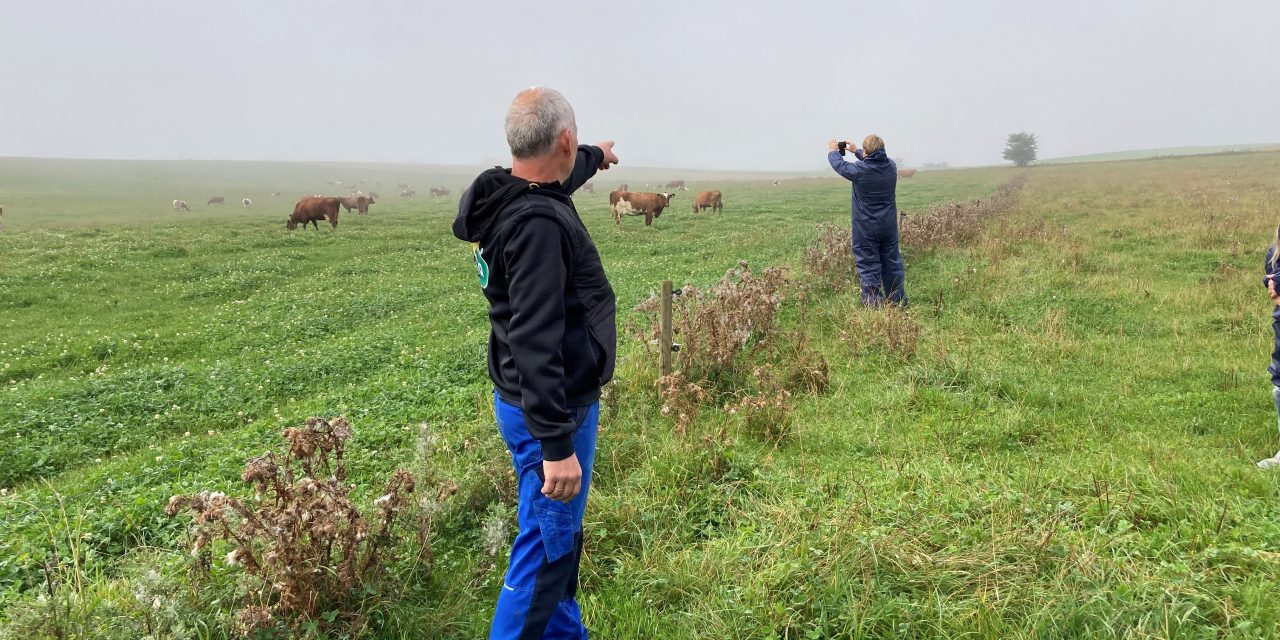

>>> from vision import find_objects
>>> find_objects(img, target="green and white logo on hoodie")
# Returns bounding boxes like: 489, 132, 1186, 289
471, 242, 490, 288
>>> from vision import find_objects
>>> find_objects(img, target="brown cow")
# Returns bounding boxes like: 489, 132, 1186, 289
897, 169, 917, 178
611, 191, 674, 226
616, 183, 629, 192
287, 196, 341, 230
664, 180, 687, 191
692, 190, 723, 214
207, 196, 225, 205
430, 186, 450, 197
340, 195, 375, 214
400, 189, 416, 197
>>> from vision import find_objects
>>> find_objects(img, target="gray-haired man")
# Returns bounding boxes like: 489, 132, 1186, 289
453, 87, 618, 639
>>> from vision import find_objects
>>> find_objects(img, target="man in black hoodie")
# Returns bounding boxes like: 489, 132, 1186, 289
453, 87, 617, 639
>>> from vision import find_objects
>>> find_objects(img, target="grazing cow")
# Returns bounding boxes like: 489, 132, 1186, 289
286, 196, 341, 231
665, 180, 687, 191
400, 189, 416, 197
430, 186, 450, 197
611, 191, 674, 226
340, 195, 375, 214
242, 198, 252, 207
172, 199, 190, 212
580, 182, 595, 194
207, 196, 225, 205
692, 189, 723, 214
772, 180, 780, 186
897, 169, 918, 178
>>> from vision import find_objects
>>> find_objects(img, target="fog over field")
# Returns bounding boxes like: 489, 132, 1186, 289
2, 0, 1278, 170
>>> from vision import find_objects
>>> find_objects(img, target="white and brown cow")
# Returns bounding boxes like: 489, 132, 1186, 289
172, 199, 191, 212
610, 191, 675, 226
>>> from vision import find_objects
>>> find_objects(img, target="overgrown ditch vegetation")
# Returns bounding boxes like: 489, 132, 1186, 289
2, 155, 1280, 638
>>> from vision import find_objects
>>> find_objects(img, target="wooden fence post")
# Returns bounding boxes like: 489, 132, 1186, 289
659, 280, 673, 378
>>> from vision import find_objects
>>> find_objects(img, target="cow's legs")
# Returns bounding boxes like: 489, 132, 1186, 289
645, 211, 653, 226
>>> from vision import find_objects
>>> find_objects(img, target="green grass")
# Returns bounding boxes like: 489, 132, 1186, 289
1042, 143, 1279, 165
1, 153, 1278, 638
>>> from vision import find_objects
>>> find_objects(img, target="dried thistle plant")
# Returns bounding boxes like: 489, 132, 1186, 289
165, 416, 417, 635
657, 372, 710, 435
640, 261, 789, 383
724, 365, 794, 441
803, 223, 855, 290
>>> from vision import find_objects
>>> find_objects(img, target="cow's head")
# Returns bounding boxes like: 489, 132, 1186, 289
286, 219, 297, 230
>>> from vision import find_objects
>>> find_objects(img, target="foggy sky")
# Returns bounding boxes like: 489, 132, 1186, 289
3, 0, 1278, 171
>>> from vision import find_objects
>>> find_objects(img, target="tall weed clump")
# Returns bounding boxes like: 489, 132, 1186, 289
639, 262, 797, 439
164, 416, 418, 637
901, 174, 1027, 249
803, 223, 855, 291
641, 261, 789, 388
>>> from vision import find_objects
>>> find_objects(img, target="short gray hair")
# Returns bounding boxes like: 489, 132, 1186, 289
505, 87, 576, 159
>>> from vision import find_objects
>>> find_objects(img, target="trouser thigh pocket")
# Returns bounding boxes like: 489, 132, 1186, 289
533, 499, 576, 563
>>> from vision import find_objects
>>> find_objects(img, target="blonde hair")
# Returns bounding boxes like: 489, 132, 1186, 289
1273, 224, 1280, 268
862, 134, 885, 156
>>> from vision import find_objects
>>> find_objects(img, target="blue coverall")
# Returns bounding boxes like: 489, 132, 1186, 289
828, 148, 907, 306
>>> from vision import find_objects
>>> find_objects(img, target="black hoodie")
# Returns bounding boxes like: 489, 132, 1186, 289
453, 145, 615, 461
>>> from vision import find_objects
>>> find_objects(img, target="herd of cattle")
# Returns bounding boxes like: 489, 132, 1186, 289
164, 169, 920, 231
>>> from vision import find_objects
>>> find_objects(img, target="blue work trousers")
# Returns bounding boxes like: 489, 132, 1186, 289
490, 393, 598, 640
852, 215, 907, 307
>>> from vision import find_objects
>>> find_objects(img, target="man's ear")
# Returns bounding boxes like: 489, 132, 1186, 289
560, 129, 574, 154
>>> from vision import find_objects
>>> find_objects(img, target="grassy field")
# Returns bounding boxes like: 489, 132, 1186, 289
1042, 143, 1279, 165
1, 152, 1279, 638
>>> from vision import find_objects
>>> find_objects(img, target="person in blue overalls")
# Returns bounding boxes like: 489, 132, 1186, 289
1260, 226, 1280, 470
827, 134, 907, 306
453, 87, 620, 638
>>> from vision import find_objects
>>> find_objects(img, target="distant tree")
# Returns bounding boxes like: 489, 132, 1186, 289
1003, 132, 1038, 167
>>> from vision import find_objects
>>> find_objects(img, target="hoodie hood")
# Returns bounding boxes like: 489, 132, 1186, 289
453, 168, 577, 242
452, 167, 534, 242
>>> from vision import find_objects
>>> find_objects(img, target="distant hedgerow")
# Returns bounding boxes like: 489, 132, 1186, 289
901, 174, 1027, 249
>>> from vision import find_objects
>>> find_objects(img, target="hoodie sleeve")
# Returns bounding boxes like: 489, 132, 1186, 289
564, 145, 605, 194
828, 150, 864, 182
503, 214, 578, 461
1266, 246, 1277, 288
